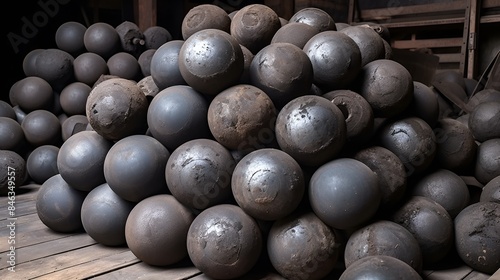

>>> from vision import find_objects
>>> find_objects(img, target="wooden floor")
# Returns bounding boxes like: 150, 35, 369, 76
0, 184, 498, 280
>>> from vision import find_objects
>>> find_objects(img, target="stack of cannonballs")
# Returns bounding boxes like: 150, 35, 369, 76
1, 3, 499, 279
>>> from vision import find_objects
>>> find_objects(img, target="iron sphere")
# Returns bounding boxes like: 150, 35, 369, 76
207, 84, 276, 151
107, 52, 141, 81
303, 31, 362, 90
147, 85, 211, 151
13, 76, 54, 112
150, 40, 186, 90
480, 175, 500, 203
433, 70, 466, 92
355, 59, 413, 118
270, 22, 320, 49
0, 117, 25, 151
230, 4, 281, 54
0, 150, 28, 194
21, 110, 62, 147
86, 78, 148, 141
55, 21, 87, 56
475, 138, 500, 184
249, 42, 313, 109
26, 145, 59, 184
467, 88, 500, 111
187, 204, 262, 279
81, 183, 135, 246
34, 48, 74, 91
455, 202, 500, 274
138, 49, 155, 77
181, 4, 231, 40
61, 114, 89, 141
73, 52, 109, 86
239, 44, 254, 84
125, 194, 195, 266
60, 82, 91, 116
309, 158, 380, 230
411, 82, 439, 127
165, 138, 235, 210
383, 39, 392, 59
469, 101, 500, 142
339, 25, 385, 66
143, 26, 172, 50
339, 255, 422, 280
36, 174, 87, 232
179, 28, 244, 95
231, 148, 305, 221
13, 106, 27, 124
267, 211, 340, 280
22, 49, 44, 77
83, 22, 120, 59
0, 100, 16, 119
57, 131, 113, 191
289, 7, 336, 32
344, 220, 423, 273
104, 135, 170, 202
275, 95, 346, 167
435, 118, 477, 172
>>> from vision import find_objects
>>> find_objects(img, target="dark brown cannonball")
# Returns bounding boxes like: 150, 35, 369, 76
34, 48, 74, 91
150, 40, 186, 90
455, 202, 500, 274
353, 146, 407, 208
81, 183, 135, 246
186, 204, 262, 279
355, 59, 413, 118
270, 22, 320, 49
22, 49, 44, 77
344, 220, 423, 272
12, 76, 54, 112
125, 194, 194, 266
57, 130, 113, 191
86, 78, 148, 140
230, 4, 281, 54
21, 110, 61, 147
73, 52, 109, 86
36, 174, 87, 232
467, 88, 500, 111
481, 175, 500, 203
410, 81, 439, 127
143, 26, 172, 50
0, 117, 25, 151
456, 113, 470, 128
378, 117, 437, 176
61, 114, 88, 141
249, 42, 313, 109
83, 22, 121, 59
275, 95, 346, 167
469, 101, 500, 142
303, 31, 362, 90
179, 28, 244, 95
137, 75, 159, 101
181, 4, 231, 40
239, 44, 254, 84
26, 145, 59, 184
339, 25, 385, 66
0, 150, 28, 194
0, 100, 15, 120
289, 7, 336, 33
267, 211, 340, 280
339, 255, 422, 280
207, 84, 276, 151
55, 21, 87, 56
433, 70, 466, 92
390, 196, 454, 265
232, 148, 305, 221
107, 52, 141, 81
475, 138, 500, 184
137, 49, 155, 77
59, 82, 91, 116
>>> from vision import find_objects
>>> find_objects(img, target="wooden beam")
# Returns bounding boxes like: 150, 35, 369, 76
134, 0, 157, 31
264, 0, 295, 20
467, 0, 481, 79
359, 1, 467, 21
392, 38, 463, 49
382, 17, 465, 28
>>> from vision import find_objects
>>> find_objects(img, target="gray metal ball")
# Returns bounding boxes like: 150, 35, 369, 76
59, 82, 91, 116
0, 150, 28, 194
480, 175, 500, 203
61, 114, 88, 141
21, 110, 62, 147
26, 145, 59, 184
83, 22, 120, 59
181, 4, 231, 40
34, 48, 74, 91
475, 138, 500, 184
340, 255, 422, 280
270, 22, 319, 49
435, 118, 477, 172
0, 100, 16, 119
12, 76, 54, 113
73, 52, 109, 86
55, 21, 87, 56
150, 40, 186, 90
107, 52, 141, 81
22, 49, 44, 77
469, 101, 500, 142
289, 7, 336, 32
0, 117, 25, 151
143, 26, 172, 50
339, 25, 385, 66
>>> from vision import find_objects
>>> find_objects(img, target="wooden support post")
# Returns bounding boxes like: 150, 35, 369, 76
467, 0, 480, 79
460, 0, 471, 77
348, 0, 356, 24
134, 0, 157, 31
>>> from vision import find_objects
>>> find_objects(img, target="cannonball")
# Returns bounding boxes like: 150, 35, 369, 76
147, 85, 211, 151
143, 26, 172, 50
339, 25, 385, 66
475, 138, 500, 184
73, 52, 109, 86
86, 78, 148, 140
353, 146, 407, 208
179, 28, 244, 95
383, 39, 392, 59
81, 183, 135, 246
22, 49, 44, 77
275, 95, 346, 167
0, 100, 16, 119
125, 194, 195, 266
303, 31, 362, 90
0, 117, 25, 151
12, 106, 26, 124
455, 202, 500, 274
344, 220, 422, 272
267, 211, 340, 280
26, 145, 59, 184
0, 150, 28, 194
21, 109, 61, 147
12, 76, 54, 112
230, 4, 281, 54
104, 135, 170, 202
309, 158, 380, 229
107, 52, 141, 81
207, 84, 276, 151
249, 42, 313, 109
181, 4, 231, 40
378, 117, 437, 176
339, 255, 422, 280
57, 130, 113, 191
355, 59, 413, 118
36, 174, 87, 232
186, 204, 262, 279
137, 75, 159, 101
137, 48, 155, 77
34, 48, 74, 91
55, 21, 87, 56
150, 40, 186, 90
469, 101, 500, 142
61, 114, 88, 141
239, 44, 254, 84
232, 148, 305, 220
433, 70, 466, 91
480, 175, 500, 203
59, 82, 91, 116
410, 81, 439, 127
390, 196, 454, 265
467, 88, 500, 110
270, 22, 320, 49
83, 22, 120, 59
289, 7, 336, 32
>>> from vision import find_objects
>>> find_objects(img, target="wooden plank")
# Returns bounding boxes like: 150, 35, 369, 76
424, 265, 474, 280
480, 14, 500, 23
0, 227, 83, 252
134, 0, 157, 31
437, 53, 463, 63
0, 215, 48, 237
489, 268, 500, 280
265, 0, 295, 20
483, 0, 500, 8
0, 213, 39, 229
0, 201, 37, 221
359, 1, 467, 21
462, 270, 494, 280
382, 17, 465, 28
392, 38, 463, 49
467, 0, 481, 79
91, 260, 202, 280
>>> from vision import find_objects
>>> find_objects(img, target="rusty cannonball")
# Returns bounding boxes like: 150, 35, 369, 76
475, 138, 500, 184
137, 48, 155, 77
86, 78, 148, 140
467, 88, 500, 111
0, 100, 16, 120
275, 95, 346, 167
81, 183, 135, 246
83, 22, 120, 59
21, 109, 62, 147
267, 211, 340, 280
143, 26, 172, 50
22, 49, 44, 77
61, 114, 88, 141
480, 175, 500, 203
26, 145, 59, 184
150, 40, 186, 90
73, 52, 109, 86
454, 202, 500, 274
0, 117, 25, 151
339, 25, 385, 66
289, 7, 336, 32
469, 101, 500, 142
107, 52, 141, 81
181, 4, 231, 40
270, 22, 320, 49
0, 150, 28, 195
36, 174, 87, 232
165, 138, 235, 210
12, 76, 54, 113
34, 48, 74, 91
186, 204, 262, 279
410, 81, 439, 127
55, 21, 87, 56
339, 255, 422, 280
59, 82, 91, 116
231, 148, 305, 221
126, 194, 194, 266
249, 42, 313, 109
